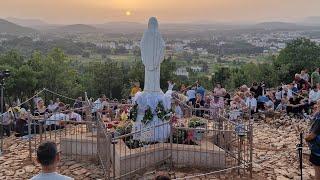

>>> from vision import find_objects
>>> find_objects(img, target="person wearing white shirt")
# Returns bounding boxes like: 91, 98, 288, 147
67, 111, 82, 122
300, 69, 309, 82
167, 81, 175, 91
287, 88, 293, 98
47, 100, 57, 113
31, 142, 73, 180
245, 93, 257, 113
282, 86, 293, 99
276, 98, 287, 113
92, 94, 107, 113
173, 101, 183, 119
46, 109, 68, 130
275, 89, 282, 101
275, 87, 283, 108
309, 86, 320, 104
54, 98, 61, 108
186, 87, 196, 105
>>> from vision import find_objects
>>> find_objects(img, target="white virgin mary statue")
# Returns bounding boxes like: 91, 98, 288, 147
140, 17, 165, 93
131, 17, 171, 143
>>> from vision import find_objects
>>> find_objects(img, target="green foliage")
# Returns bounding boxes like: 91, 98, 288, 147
211, 37, 320, 89
160, 58, 178, 90
188, 118, 206, 128
275, 38, 320, 83
1, 37, 319, 102
142, 106, 153, 125
130, 104, 138, 122
115, 123, 133, 136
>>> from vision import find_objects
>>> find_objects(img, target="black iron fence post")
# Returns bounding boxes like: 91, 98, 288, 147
297, 132, 303, 180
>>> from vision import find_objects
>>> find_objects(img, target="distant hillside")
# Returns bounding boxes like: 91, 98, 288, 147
303, 16, 320, 25
254, 22, 302, 30
6, 17, 48, 28
0, 19, 36, 35
95, 21, 145, 33
50, 24, 100, 33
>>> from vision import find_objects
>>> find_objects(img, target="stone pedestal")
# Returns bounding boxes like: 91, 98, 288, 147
60, 133, 98, 161
112, 139, 226, 179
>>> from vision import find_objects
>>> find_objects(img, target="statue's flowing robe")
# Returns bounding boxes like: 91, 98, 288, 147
131, 18, 170, 143
140, 27, 165, 92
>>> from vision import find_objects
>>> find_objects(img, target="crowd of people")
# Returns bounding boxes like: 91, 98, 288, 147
0, 96, 85, 138
169, 68, 320, 121
1, 68, 320, 179
1, 67, 320, 138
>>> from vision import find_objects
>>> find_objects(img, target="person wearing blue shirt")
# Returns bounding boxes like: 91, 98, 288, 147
196, 82, 205, 100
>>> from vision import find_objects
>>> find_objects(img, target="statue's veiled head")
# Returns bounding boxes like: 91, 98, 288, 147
148, 17, 158, 30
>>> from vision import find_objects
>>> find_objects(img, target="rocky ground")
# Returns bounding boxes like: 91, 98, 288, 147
141, 115, 315, 180
251, 116, 313, 180
0, 132, 104, 180
0, 116, 315, 180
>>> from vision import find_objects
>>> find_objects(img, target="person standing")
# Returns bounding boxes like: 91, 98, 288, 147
92, 94, 107, 114
311, 68, 320, 87
245, 93, 257, 114
196, 82, 205, 100
0, 104, 13, 137
300, 69, 310, 82
130, 82, 142, 98
167, 81, 175, 91
306, 103, 320, 180
73, 97, 84, 117
186, 87, 196, 105
213, 83, 226, 97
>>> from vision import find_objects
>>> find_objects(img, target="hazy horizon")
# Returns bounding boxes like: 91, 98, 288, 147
1, 0, 320, 24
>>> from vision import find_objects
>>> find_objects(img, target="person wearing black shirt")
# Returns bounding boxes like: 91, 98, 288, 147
286, 95, 308, 115
250, 82, 263, 98
73, 97, 84, 117
15, 109, 28, 137
33, 99, 49, 117
306, 105, 320, 179
295, 74, 310, 91
194, 94, 205, 117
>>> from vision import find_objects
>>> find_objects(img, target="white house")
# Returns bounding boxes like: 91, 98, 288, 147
174, 67, 189, 77
190, 66, 203, 72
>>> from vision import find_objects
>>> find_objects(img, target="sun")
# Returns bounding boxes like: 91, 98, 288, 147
125, 10, 131, 16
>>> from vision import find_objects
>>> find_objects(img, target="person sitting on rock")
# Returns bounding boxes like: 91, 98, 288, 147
286, 94, 309, 116
309, 86, 320, 107
275, 98, 288, 113
31, 141, 73, 180
46, 106, 68, 130
264, 95, 275, 110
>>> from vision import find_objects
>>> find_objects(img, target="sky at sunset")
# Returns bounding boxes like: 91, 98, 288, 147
0, 0, 319, 24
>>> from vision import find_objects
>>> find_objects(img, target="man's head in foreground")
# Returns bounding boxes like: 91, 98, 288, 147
37, 141, 60, 170
32, 141, 73, 180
